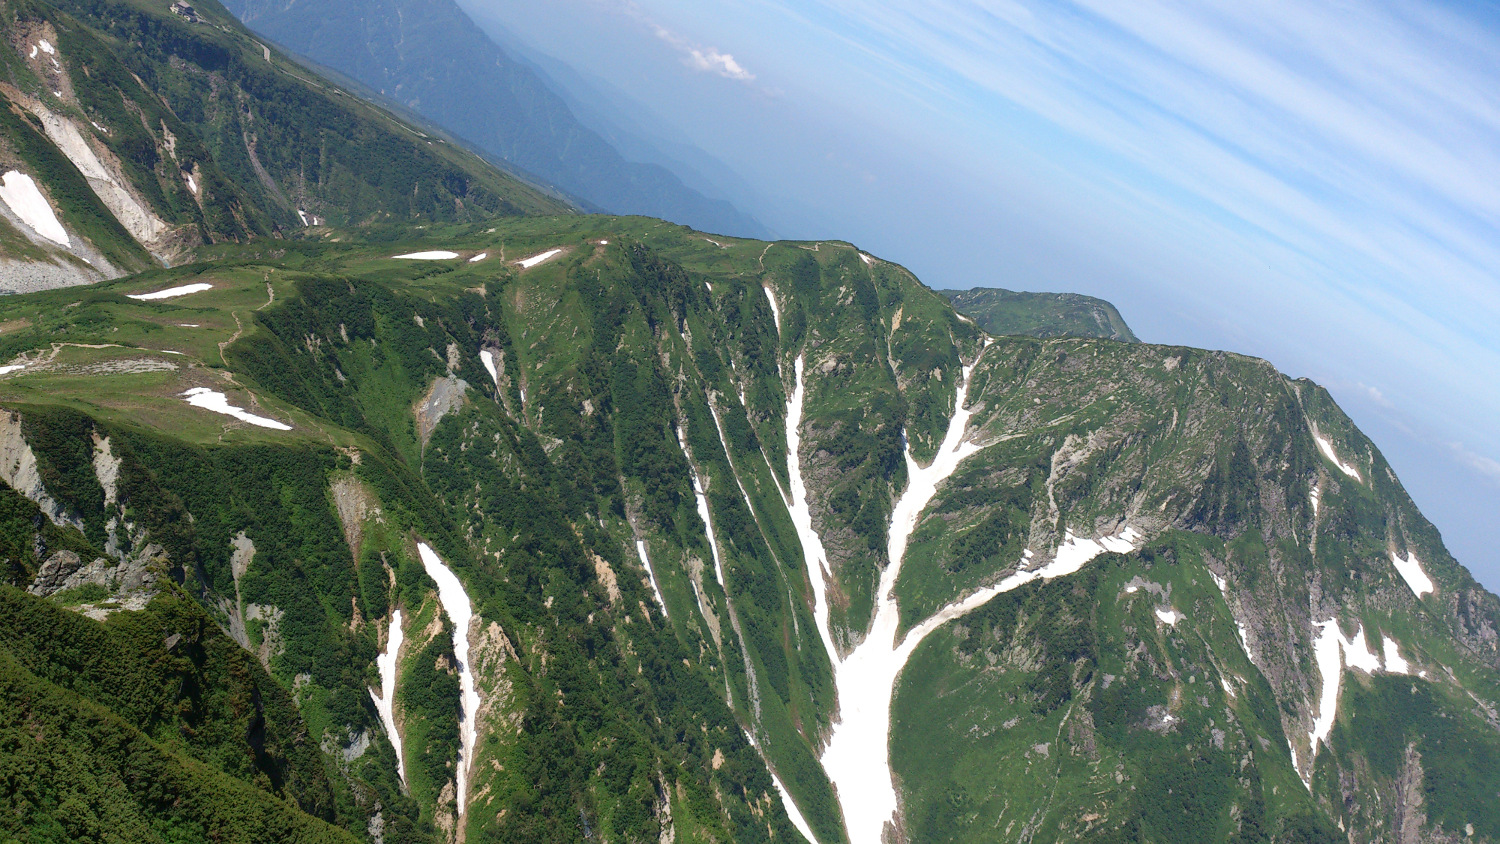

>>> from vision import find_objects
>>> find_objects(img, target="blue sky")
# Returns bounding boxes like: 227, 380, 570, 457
466, 0, 1500, 586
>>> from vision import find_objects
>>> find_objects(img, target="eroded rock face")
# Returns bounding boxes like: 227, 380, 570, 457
415, 376, 469, 446
0, 410, 81, 530
28, 543, 168, 619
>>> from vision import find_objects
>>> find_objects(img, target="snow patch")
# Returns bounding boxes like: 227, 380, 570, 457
516, 248, 562, 268
770, 770, 817, 844
37, 39, 54, 55
1313, 432, 1362, 481
181, 388, 291, 430
416, 543, 482, 815
1382, 636, 1410, 675
1342, 625, 1381, 673
1155, 607, 1183, 626
1309, 484, 1321, 517
635, 539, 667, 617
0, 363, 26, 376
1308, 620, 1344, 772
128, 282, 212, 300
370, 609, 406, 783
184, 173, 197, 194
468, 252, 488, 263
1390, 551, 1434, 597
479, 349, 498, 387
0, 171, 69, 245
392, 251, 458, 260
764, 286, 781, 334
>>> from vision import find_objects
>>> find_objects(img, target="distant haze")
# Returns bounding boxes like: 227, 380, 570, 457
463, 0, 1500, 588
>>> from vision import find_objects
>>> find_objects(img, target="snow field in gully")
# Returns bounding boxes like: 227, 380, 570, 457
784, 344, 1138, 843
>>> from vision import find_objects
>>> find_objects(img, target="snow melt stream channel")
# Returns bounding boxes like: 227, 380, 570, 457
786, 347, 1139, 844
417, 542, 482, 815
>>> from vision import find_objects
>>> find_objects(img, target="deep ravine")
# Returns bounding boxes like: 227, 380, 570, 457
785, 344, 1140, 843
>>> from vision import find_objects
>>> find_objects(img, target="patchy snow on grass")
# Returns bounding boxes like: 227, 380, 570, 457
181, 388, 291, 430
392, 250, 459, 260
1313, 432, 1362, 481
1155, 607, 1183, 626
859, 253, 873, 265
1391, 550, 1434, 597
416, 542, 482, 815
127, 282, 212, 300
516, 248, 562, 268
635, 539, 667, 617
1382, 636, 1411, 675
467, 252, 488, 263
0, 171, 69, 245
296, 210, 310, 226
0, 363, 25, 376
370, 608, 406, 783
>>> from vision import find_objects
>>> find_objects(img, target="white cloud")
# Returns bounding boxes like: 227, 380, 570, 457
687, 47, 755, 81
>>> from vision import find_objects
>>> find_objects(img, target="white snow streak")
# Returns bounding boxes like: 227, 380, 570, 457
785, 355, 840, 663
370, 608, 406, 783
416, 542, 482, 815
516, 248, 562, 268
1390, 550, 1435, 597
36, 39, 54, 55
127, 282, 212, 300
770, 771, 817, 844
0, 171, 69, 245
1308, 620, 1344, 775
636, 539, 668, 617
1155, 607, 1183, 626
181, 388, 291, 430
787, 339, 1139, 844
392, 251, 459, 260
0, 363, 26, 376
1313, 433, 1362, 481
764, 286, 781, 334
678, 428, 726, 587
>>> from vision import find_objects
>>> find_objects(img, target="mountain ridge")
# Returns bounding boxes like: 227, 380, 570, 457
218, 0, 772, 240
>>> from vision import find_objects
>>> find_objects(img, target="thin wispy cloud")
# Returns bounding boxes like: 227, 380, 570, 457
612, 2, 757, 82
761, 0, 1500, 439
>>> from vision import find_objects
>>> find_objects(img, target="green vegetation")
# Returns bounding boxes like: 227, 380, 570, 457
943, 287, 1139, 342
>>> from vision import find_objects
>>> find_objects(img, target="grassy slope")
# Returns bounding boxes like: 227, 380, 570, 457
0, 218, 1495, 843
943, 287, 1139, 342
